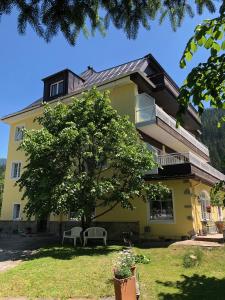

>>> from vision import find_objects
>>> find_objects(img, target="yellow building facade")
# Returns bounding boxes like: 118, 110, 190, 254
1, 54, 225, 240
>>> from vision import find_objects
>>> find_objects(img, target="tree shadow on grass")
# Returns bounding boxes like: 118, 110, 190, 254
30, 245, 121, 260
157, 274, 225, 300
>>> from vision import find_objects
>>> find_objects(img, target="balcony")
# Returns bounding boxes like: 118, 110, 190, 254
136, 93, 209, 160
157, 152, 225, 181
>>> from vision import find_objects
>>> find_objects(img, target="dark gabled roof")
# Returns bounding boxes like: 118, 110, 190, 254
81, 56, 147, 87
42, 68, 85, 82
2, 54, 152, 120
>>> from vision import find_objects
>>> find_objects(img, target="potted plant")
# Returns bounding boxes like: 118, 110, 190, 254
113, 250, 136, 300
215, 220, 224, 233
206, 205, 211, 213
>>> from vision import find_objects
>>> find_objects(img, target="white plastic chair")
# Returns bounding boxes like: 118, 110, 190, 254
83, 227, 107, 246
62, 227, 82, 246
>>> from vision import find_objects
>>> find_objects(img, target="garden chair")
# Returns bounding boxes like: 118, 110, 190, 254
83, 227, 107, 246
62, 226, 82, 246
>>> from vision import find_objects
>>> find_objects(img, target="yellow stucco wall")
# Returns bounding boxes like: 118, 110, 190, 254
1, 82, 137, 222
96, 179, 195, 239
2, 80, 224, 239
190, 179, 224, 234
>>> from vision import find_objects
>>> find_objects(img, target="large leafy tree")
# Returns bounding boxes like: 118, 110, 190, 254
177, 1, 225, 123
0, 0, 217, 45
17, 88, 159, 227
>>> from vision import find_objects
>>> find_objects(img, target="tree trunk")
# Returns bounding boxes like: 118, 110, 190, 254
81, 213, 93, 229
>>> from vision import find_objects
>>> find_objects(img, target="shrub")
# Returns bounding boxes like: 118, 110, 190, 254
114, 249, 135, 279
183, 248, 203, 268
114, 266, 132, 279
134, 254, 151, 264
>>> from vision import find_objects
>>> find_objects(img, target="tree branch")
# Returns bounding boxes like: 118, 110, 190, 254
92, 201, 119, 220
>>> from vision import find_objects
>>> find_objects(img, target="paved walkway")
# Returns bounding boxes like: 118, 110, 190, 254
0, 298, 114, 300
0, 234, 59, 272
170, 239, 224, 247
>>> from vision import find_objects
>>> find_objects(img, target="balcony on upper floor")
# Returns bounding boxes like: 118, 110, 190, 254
136, 93, 209, 161
157, 152, 225, 182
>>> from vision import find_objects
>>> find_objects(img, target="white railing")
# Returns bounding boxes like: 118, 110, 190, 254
136, 93, 209, 157
158, 153, 189, 166
158, 152, 225, 181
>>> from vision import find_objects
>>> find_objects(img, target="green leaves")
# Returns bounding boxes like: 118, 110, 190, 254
146, 182, 170, 202
204, 37, 213, 49
178, 4, 225, 120
210, 180, 225, 207
18, 87, 157, 224
0, 0, 218, 45
0, 165, 5, 211
221, 40, 225, 50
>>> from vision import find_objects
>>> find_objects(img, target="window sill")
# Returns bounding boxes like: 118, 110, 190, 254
148, 220, 175, 224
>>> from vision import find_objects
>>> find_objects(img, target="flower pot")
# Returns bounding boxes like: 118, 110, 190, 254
215, 221, 224, 234
206, 206, 211, 213
114, 276, 136, 300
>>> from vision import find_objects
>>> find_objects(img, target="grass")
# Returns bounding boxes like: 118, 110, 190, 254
0, 244, 225, 299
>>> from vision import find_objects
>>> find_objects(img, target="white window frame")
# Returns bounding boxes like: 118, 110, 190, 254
14, 125, 25, 142
148, 189, 175, 224
199, 191, 211, 221
12, 203, 21, 221
10, 161, 22, 179
218, 206, 223, 221
69, 211, 81, 221
50, 80, 64, 97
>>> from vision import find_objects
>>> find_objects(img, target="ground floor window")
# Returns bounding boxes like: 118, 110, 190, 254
11, 162, 21, 179
199, 191, 210, 221
149, 190, 174, 221
13, 203, 21, 220
69, 211, 81, 221
218, 206, 223, 221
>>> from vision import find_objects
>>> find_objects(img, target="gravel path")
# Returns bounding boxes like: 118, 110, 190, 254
0, 234, 59, 272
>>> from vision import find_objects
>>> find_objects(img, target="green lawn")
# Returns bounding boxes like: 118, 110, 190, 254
0, 245, 225, 299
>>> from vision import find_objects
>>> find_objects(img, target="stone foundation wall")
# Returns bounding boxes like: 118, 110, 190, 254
0, 220, 140, 241
59, 221, 140, 241
0, 220, 37, 234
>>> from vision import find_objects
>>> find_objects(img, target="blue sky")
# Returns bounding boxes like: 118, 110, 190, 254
0, 7, 218, 158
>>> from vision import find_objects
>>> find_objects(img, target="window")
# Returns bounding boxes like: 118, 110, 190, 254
149, 190, 174, 221
13, 204, 21, 220
69, 209, 95, 221
199, 191, 211, 221
69, 211, 80, 221
50, 80, 64, 97
14, 126, 24, 141
11, 162, 21, 179
218, 206, 223, 221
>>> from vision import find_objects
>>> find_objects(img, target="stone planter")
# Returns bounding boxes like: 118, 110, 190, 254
114, 275, 136, 300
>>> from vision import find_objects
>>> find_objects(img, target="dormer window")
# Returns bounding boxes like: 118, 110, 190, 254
50, 80, 64, 97
42, 69, 85, 102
